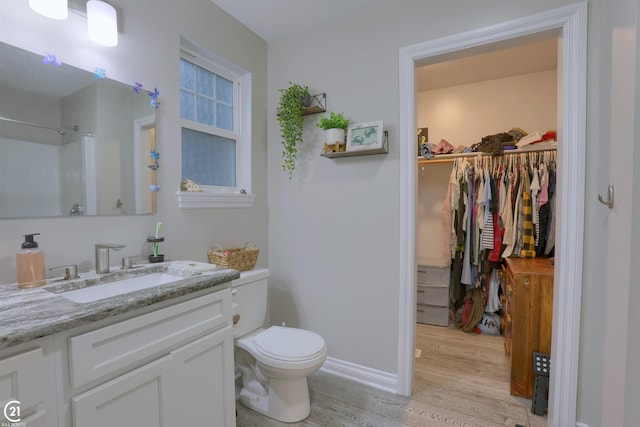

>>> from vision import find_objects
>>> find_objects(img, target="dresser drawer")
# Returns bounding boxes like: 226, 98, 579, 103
416, 304, 449, 326
417, 284, 448, 307
417, 265, 449, 287
68, 290, 230, 389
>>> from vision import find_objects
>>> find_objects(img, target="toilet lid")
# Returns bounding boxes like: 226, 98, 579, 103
253, 326, 325, 362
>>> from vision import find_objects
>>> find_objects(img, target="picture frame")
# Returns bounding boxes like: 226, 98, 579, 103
346, 121, 384, 151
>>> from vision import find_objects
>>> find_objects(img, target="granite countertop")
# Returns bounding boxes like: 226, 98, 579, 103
0, 261, 240, 351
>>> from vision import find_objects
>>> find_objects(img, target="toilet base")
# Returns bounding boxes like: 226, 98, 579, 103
239, 376, 311, 423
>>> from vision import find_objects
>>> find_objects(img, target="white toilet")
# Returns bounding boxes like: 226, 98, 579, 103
231, 269, 327, 423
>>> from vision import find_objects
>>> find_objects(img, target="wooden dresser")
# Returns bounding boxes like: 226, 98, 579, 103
501, 257, 554, 399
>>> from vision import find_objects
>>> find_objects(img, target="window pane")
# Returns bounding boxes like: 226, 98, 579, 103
216, 103, 233, 131
196, 66, 215, 98
180, 90, 195, 121
182, 128, 236, 187
180, 59, 195, 90
216, 75, 233, 104
197, 97, 215, 126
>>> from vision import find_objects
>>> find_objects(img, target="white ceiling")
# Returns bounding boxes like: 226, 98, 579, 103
417, 38, 558, 91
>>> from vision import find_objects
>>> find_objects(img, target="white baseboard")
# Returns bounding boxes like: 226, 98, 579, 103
319, 356, 398, 394
576, 423, 589, 427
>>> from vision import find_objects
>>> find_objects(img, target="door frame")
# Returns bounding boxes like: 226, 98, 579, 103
397, 3, 587, 426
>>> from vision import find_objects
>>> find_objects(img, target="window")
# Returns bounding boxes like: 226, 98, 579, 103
178, 42, 254, 208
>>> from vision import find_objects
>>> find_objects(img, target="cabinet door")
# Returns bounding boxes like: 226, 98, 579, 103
0, 348, 45, 423
72, 354, 178, 427
170, 327, 236, 427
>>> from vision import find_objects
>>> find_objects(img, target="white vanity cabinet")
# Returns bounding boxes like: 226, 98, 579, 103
57, 287, 236, 427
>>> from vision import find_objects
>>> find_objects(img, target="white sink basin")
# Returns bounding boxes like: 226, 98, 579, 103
53, 272, 185, 303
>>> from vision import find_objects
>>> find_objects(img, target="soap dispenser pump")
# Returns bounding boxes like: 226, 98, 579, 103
16, 233, 46, 288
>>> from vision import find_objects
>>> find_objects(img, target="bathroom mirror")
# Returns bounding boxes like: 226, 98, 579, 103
0, 41, 157, 218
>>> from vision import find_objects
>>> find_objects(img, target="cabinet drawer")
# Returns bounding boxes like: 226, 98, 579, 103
69, 290, 231, 389
20, 409, 47, 427
417, 284, 448, 307
416, 304, 448, 326
417, 266, 449, 287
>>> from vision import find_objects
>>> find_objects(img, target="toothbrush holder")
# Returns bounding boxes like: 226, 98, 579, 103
147, 236, 165, 263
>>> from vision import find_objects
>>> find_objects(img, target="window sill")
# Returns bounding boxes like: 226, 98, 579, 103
176, 190, 256, 209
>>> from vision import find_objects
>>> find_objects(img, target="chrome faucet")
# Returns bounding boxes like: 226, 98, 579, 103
95, 244, 126, 274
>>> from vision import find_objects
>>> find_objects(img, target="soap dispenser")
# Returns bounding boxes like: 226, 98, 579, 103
16, 233, 46, 288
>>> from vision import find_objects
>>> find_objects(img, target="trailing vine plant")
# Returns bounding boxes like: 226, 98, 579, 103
277, 82, 310, 179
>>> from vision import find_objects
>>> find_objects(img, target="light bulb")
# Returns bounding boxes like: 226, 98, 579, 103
87, 0, 118, 47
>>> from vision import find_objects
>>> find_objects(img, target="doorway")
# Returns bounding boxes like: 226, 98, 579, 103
397, 3, 587, 427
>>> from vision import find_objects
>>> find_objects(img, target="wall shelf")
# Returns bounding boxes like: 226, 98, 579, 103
301, 93, 326, 116
321, 131, 389, 158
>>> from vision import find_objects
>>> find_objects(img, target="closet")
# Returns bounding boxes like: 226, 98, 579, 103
415, 37, 558, 404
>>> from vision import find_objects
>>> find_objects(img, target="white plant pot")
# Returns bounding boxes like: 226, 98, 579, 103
325, 128, 345, 145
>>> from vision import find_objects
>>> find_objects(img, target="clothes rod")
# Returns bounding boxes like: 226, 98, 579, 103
417, 146, 557, 164
0, 115, 68, 135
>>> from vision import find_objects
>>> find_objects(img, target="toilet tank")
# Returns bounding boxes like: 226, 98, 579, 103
231, 268, 269, 338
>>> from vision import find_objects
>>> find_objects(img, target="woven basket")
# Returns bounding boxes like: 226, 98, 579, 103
207, 241, 259, 271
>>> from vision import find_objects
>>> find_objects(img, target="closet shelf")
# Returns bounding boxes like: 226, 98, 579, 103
417, 146, 557, 164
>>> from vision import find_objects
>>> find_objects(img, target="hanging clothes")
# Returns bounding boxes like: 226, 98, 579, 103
519, 171, 536, 258
441, 150, 557, 327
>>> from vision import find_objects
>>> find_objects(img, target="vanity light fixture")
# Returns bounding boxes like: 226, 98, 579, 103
86, 0, 118, 47
29, 0, 68, 20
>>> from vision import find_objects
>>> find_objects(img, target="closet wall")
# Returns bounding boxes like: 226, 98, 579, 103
416, 46, 558, 267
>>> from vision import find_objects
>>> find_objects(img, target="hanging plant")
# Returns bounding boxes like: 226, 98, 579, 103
277, 82, 310, 179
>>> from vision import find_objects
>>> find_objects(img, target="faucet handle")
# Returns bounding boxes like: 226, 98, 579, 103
49, 264, 79, 280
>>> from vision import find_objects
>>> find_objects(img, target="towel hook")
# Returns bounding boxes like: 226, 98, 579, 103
598, 184, 614, 209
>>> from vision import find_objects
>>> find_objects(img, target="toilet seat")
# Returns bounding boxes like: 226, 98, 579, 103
253, 326, 325, 362
236, 326, 327, 371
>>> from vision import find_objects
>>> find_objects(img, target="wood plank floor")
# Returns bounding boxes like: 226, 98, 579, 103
236, 323, 548, 427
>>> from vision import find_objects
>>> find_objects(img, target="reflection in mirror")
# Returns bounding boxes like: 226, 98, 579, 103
0, 42, 157, 218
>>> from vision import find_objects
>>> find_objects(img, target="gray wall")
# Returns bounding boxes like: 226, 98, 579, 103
266, 1, 627, 426
0, 1, 268, 277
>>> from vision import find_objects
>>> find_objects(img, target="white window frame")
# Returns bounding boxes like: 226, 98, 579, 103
177, 40, 254, 209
